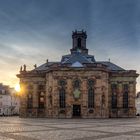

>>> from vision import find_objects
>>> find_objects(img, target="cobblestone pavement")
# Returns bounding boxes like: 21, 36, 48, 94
1, 117, 140, 140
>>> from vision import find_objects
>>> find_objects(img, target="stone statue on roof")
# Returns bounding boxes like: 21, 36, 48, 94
20, 66, 22, 72
34, 64, 37, 68
23, 64, 26, 71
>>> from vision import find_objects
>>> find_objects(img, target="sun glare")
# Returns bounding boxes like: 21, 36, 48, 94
15, 84, 21, 92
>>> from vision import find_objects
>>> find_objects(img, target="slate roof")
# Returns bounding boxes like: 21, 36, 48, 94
33, 62, 59, 71
34, 55, 125, 72
97, 61, 125, 71
61, 52, 95, 64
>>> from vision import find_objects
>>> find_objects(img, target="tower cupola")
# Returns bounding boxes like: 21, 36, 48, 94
70, 30, 88, 54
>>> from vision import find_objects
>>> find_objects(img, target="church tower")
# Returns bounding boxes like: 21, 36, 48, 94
70, 30, 88, 54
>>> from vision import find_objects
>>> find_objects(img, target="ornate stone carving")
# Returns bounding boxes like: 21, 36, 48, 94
73, 89, 81, 99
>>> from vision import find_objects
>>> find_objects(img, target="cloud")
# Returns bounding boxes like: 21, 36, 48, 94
0, 0, 139, 91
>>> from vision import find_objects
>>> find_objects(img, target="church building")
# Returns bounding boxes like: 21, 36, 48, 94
17, 30, 139, 118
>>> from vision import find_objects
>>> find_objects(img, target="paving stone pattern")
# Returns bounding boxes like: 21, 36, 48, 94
0, 117, 140, 140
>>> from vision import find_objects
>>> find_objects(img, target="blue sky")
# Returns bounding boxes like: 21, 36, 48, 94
0, 0, 140, 91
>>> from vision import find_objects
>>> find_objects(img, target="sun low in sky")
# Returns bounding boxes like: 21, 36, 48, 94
15, 84, 21, 92
0, 0, 140, 91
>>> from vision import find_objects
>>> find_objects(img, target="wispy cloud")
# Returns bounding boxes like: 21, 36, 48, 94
0, 0, 139, 91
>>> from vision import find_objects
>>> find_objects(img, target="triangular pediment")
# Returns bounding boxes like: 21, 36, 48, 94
71, 61, 83, 67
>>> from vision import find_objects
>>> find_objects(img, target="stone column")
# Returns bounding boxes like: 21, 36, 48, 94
32, 83, 38, 117
108, 83, 112, 110
53, 78, 59, 118
129, 82, 135, 108
117, 82, 123, 117
129, 82, 136, 117
46, 74, 53, 118
66, 78, 72, 118
101, 73, 109, 118
81, 79, 87, 118
19, 82, 27, 117
94, 79, 102, 118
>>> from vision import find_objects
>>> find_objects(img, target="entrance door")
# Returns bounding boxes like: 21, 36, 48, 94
73, 105, 81, 117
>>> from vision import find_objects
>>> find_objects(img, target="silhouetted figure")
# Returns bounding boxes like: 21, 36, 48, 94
23, 64, 26, 71
34, 64, 37, 69
46, 59, 49, 63
20, 66, 22, 72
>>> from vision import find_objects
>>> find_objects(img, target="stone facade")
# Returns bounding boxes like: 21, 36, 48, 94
17, 30, 139, 118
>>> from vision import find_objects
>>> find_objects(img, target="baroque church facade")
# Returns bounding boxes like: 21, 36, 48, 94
17, 30, 139, 118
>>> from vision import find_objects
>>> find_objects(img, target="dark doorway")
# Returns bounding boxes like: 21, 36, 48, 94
73, 105, 81, 117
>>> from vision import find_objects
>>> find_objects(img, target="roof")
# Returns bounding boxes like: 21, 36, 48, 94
33, 55, 125, 72
61, 52, 95, 64
97, 61, 125, 71
34, 62, 59, 71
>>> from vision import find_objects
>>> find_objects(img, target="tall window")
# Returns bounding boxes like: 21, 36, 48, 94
123, 84, 129, 108
88, 79, 94, 108
59, 88, 65, 108
27, 92, 33, 109
77, 38, 81, 47
111, 84, 117, 108
59, 80, 66, 108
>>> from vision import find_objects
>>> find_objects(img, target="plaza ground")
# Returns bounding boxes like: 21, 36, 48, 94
0, 117, 140, 139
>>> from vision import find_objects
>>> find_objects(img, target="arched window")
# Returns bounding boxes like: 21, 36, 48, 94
59, 80, 66, 87
27, 93, 33, 109
73, 79, 80, 89
88, 79, 94, 87
59, 88, 65, 108
123, 84, 129, 108
77, 38, 81, 47
111, 84, 117, 108
88, 79, 94, 108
